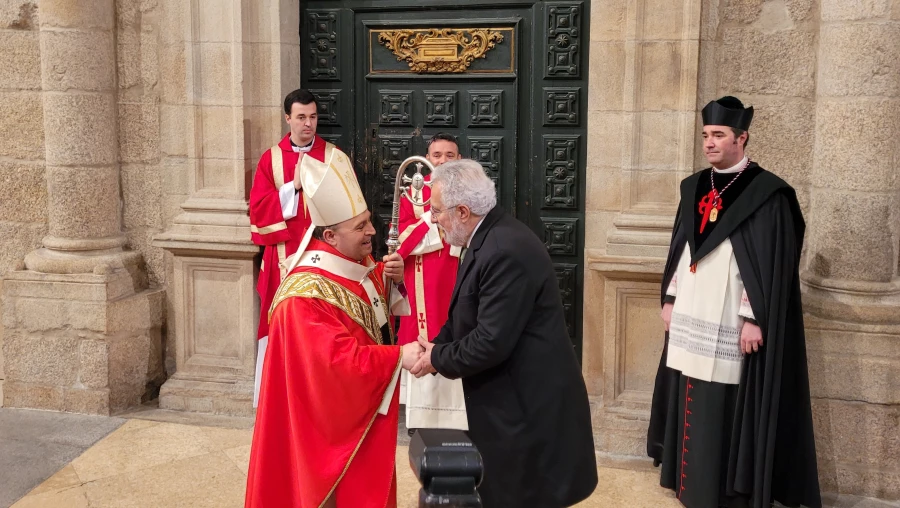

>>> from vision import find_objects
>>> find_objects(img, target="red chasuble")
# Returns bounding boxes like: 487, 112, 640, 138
396, 176, 459, 345
245, 239, 402, 508
249, 134, 327, 339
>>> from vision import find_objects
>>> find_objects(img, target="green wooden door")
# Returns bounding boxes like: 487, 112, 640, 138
301, 1, 589, 359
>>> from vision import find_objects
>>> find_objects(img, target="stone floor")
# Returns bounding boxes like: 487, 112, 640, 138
2, 407, 898, 508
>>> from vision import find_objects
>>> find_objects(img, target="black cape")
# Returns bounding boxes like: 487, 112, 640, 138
647, 166, 822, 508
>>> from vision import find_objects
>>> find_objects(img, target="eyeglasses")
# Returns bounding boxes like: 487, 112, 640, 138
431, 204, 458, 216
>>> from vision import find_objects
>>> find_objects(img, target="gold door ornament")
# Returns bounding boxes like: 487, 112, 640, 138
377, 28, 504, 73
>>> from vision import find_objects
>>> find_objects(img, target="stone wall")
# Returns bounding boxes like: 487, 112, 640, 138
0, 0, 299, 413
585, 0, 900, 500
0, 1, 45, 405
117, 0, 165, 288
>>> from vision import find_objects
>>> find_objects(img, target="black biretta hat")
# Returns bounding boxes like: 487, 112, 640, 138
701, 96, 754, 130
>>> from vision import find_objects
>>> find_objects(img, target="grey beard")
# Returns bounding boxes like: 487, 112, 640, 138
439, 224, 468, 247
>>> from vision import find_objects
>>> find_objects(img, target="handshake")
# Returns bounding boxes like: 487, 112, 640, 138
400, 336, 437, 378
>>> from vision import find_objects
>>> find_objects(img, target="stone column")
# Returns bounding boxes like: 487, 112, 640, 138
24, 0, 139, 274
802, 0, 900, 499
585, 0, 703, 465
152, 0, 300, 416
1, 0, 163, 415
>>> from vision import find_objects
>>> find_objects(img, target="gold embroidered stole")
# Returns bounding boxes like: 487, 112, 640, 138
269, 271, 382, 344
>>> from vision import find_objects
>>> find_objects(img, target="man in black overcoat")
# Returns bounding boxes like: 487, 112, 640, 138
647, 96, 821, 508
410, 158, 598, 507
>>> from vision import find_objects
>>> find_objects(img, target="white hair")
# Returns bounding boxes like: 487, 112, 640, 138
431, 159, 497, 216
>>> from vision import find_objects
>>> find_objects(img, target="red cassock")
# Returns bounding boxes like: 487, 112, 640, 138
245, 239, 402, 508
396, 176, 459, 346
249, 134, 330, 339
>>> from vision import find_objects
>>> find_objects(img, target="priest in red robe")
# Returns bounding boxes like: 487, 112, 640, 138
246, 143, 424, 508
249, 89, 350, 406
396, 133, 468, 432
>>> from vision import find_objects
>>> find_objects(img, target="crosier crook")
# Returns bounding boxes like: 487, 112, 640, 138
385, 155, 435, 345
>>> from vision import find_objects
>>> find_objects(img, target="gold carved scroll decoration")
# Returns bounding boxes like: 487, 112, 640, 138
377, 28, 504, 74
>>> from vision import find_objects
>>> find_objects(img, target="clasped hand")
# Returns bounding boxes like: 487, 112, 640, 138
661, 302, 763, 354
382, 253, 404, 283
400, 336, 436, 377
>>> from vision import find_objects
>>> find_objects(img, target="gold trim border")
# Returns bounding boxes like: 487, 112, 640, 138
369, 27, 515, 75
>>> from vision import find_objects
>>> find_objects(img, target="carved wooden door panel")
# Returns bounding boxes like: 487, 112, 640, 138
300, 1, 589, 360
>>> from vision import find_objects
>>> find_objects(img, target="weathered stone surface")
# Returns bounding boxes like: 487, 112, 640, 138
721, 27, 816, 98
821, 0, 890, 21
805, 189, 896, 283
107, 289, 164, 334
587, 165, 623, 212
122, 164, 162, 230
0, 1, 37, 30
637, 112, 682, 171
64, 388, 111, 415
585, 211, 618, 250
160, 159, 192, 197
0, 160, 47, 224
813, 399, 900, 498
785, 0, 816, 21
116, 0, 140, 31
162, 193, 190, 227
278, 42, 301, 101
140, 29, 160, 93
128, 226, 166, 286
634, 170, 678, 207
159, 0, 190, 44
643, 0, 686, 40
107, 333, 150, 410
159, 42, 188, 105
198, 159, 238, 193
818, 24, 900, 98
42, 93, 117, 166
750, 0, 795, 32
2, 382, 65, 411
0, 91, 44, 160
639, 42, 682, 112
813, 99, 900, 191
198, 43, 234, 106
588, 42, 625, 112
0, 222, 46, 273
200, 107, 236, 160
0, 31, 40, 89
2, 334, 79, 386
118, 103, 161, 164
159, 105, 194, 157
245, 44, 281, 108
245, 107, 284, 164
45, 166, 121, 240
39, 31, 116, 92
588, 112, 623, 170
700, 0, 721, 41
748, 99, 815, 186
722, 0, 763, 23
39, 0, 115, 30
808, 344, 900, 404
117, 29, 142, 92
11, 298, 108, 333
78, 340, 109, 390
197, 0, 234, 43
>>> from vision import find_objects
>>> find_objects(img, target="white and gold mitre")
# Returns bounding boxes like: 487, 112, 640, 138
300, 144, 367, 227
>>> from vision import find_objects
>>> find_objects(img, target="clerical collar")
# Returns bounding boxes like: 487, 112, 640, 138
290, 138, 314, 153
712, 156, 749, 174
